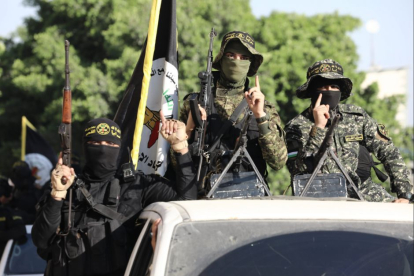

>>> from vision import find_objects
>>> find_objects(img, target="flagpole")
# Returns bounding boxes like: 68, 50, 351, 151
21, 116, 37, 160
131, 0, 162, 169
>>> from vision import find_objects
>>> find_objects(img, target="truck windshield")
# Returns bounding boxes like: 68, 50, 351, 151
166, 220, 413, 276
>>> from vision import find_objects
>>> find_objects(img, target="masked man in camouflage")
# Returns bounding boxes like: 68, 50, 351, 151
285, 59, 413, 203
180, 31, 287, 196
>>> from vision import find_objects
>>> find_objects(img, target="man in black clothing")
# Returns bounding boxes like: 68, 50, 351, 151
0, 177, 27, 255
8, 161, 43, 224
32, 117, 196, 276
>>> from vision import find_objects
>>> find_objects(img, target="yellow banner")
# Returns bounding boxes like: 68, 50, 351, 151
131, 0, 162, 169
21, 116, 36, 160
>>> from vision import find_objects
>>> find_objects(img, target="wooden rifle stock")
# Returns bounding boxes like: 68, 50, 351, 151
59, 40, 72, 181
56, 40, 73, 237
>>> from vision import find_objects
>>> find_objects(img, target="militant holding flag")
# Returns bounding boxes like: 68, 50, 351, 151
114, 0, 178, 175
21, 116, 57, 187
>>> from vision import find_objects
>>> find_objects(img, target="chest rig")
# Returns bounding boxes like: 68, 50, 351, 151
188, 73, 268, 197
53, 177, 128, 276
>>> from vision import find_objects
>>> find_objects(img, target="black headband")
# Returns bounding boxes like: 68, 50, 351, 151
83, 118, 121, 146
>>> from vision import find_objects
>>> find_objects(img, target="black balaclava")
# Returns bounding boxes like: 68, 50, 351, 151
82, 118, 121, 182
311, 90, 341, 111
310, 77, 343, 110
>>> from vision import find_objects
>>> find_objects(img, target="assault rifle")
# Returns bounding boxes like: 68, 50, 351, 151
298, 113, 364, 200
206, 111, 272, 198
189, 28, 217, 182
57, 40, 72, 235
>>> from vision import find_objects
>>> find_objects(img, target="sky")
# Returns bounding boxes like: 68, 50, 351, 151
0, 0, 412, 125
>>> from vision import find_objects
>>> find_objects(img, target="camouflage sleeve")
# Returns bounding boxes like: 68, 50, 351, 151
362, 112, 413, 198
257, 104, 287, 171
285, 117, 327, 177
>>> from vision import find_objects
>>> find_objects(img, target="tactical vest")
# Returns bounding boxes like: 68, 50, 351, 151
47, 177, 128, 276
189, 72, 267, 190
207, 107, 267, 176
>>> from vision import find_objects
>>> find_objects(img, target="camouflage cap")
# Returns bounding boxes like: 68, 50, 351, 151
212, 31, 263, 77
296, 59, 353, 100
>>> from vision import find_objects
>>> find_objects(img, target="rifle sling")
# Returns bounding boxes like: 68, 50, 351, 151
74, 179, 123, 221
207, 99, 248, 153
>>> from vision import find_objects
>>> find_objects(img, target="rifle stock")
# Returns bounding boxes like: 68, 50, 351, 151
56, 40, 73, 236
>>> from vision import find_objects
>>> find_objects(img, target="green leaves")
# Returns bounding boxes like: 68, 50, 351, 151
0, 0, 411, 189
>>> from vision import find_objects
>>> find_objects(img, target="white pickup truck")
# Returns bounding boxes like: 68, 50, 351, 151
124, 197, 413, 276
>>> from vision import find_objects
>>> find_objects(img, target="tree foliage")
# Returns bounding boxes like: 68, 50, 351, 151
0, 0, 411, 195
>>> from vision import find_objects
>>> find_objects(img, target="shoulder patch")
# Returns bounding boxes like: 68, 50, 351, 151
378, 124, 388, 136
376, 124, 390, 142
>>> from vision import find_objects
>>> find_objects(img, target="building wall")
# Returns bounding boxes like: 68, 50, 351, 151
360, 67, 408, 127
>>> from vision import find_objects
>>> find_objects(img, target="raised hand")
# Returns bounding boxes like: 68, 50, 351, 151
244, 75, 266, 118
50, 153, 75, 200
313, 93, 330, 128
159, 110, 188, 154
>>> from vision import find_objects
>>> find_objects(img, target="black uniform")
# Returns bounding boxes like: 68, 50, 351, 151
8, 161, 42, 224
32, 118, 197, 276
32, 152, 196, 276
0, 205, 27, 254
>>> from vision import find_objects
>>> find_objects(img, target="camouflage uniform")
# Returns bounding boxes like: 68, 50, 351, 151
180, 79, 287, 172
285, 59, 413, 202
180, 31, 287, 187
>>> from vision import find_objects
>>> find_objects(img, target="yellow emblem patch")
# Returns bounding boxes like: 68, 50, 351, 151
378, 124, 389, 137
376, 124, 390, 142
96, 123, 110, 135
320, 64, 331, 73
345, 134, 364, 142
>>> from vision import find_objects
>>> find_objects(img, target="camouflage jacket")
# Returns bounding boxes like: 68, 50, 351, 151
180, 80, 287, 173
285, 104, 412, 198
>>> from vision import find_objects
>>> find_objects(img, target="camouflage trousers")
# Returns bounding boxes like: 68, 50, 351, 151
359, 178, 395, 202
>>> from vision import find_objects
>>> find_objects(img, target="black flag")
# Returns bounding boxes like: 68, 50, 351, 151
114, 0, 178, 175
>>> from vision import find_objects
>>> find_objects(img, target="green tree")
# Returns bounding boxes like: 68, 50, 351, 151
0, 0, 411, 197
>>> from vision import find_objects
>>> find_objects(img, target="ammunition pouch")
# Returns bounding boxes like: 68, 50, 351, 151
292, 173, 347, 198
62, 219, 128, 276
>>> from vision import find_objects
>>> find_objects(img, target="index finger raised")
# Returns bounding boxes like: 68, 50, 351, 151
314, 93, 322, 107
255, 75, 260, 90
159, 110, 166, 130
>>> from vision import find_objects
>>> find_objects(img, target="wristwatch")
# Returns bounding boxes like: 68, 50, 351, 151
399, 192, 414, 203
255, 113, 270, 125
